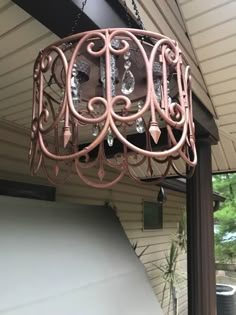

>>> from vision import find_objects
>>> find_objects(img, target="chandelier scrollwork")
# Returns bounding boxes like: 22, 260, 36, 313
29, 28, 197, 188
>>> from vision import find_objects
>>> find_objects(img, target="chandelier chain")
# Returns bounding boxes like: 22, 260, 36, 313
122, 0, 133, 28
70, 0, 88, 35
122, 0, 144, 29
131, 0, 144, 29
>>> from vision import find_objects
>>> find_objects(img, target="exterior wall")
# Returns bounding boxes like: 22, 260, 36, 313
0, 124, 187, 314
57, 179, 187, 315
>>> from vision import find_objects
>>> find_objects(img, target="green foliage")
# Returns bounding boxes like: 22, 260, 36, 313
154, 235, 187, 313
213, 173, 236, 262
176, 210, 187, 253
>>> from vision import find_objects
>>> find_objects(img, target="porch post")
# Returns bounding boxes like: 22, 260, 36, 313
187, 137, 216, 315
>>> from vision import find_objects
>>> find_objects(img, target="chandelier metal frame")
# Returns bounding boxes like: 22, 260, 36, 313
29, 27, 197, 188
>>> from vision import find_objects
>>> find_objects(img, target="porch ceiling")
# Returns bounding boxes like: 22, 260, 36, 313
0, 0, 236, 176
177, 0, 236, 172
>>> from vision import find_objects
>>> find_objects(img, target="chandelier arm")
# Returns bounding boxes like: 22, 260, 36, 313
41, 158, 73, 185
37, 116, 110, 161
127, 157, 173, 185
109, 111, 189, 158
40, 29, 173, 52
74, 158, 127, 188
185, 65, 195, 140
108, 30, 151, 122
171, 159, 195, 178
37, 47, 68, 134
66, 33, 109, 124
29, 141, 43, 175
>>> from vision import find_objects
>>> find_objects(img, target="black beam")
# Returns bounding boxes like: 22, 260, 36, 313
12, 0, 138, 38
142, 177, 225, 202
13, 0, 98, 38
192, 95, 219, 144
0, 179, 56, 201
186, 137, 217, 315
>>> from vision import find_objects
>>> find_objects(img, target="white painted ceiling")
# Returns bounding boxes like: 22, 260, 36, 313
0, 0, 236, 174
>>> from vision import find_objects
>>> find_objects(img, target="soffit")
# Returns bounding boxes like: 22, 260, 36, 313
177, 0, 236, 173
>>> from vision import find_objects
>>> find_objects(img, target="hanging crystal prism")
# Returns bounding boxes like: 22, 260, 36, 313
110, 54, 116, 97
100, 56, 106, 88
71, 64, 81, 111
111, 39, 120, 97
107, 127, 114, 147
121, 50, 135, 95
136, 118, 145, 133
135, 101, 145, 133
153, 62, 162, 103
92, 124, 99, 137
167, 80, 172, 105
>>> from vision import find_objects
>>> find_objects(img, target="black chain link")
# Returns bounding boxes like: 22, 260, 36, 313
70, 0, 88, 35
131, 0, 144, 29
122, 0, 145, 29
122, 0, 133, 28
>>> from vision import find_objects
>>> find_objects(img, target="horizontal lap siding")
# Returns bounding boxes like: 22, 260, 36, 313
0, 125, 187, 314
124, 0, 214, 116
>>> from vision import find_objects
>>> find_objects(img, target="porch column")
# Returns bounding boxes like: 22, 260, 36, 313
186, 137, 216, 315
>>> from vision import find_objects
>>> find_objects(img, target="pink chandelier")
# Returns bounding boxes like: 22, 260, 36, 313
29, 26, 197, 188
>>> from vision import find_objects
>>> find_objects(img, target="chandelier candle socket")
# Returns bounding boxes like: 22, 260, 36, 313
29, 28, 197, 188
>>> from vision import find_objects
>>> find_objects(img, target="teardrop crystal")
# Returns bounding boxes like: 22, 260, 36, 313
124, 60, 131, 70
107, 129, 114, 147
124, 51, 131, 60
92, 124, 99, 137
136, 117, 145, 133
121, 70, 135, 95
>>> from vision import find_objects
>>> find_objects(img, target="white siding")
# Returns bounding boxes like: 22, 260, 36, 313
0, 124, 187, 314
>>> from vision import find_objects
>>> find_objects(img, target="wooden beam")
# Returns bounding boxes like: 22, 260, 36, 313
0, 179, 56, 201
142, 178, 225, 202
12, 0, 139, 38
186, 137, 217, 315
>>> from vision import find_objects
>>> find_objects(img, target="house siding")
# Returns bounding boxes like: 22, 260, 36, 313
0, 124, 187, 314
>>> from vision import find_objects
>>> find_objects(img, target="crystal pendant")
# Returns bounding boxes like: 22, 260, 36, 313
107, 128, 114, 147
136, 117, 145, 133
167, 80, 172, 105
100, 56, 106, 87
110, 54, 116, 97
124, 51, 131, 60
121, 70, 135, 95
154, 78, 162, 102
92, 124, 99, 137
71, 64, 80, 111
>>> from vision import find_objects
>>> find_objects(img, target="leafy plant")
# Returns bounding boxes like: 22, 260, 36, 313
154, 241, 178, 312
176, 210, 187, 253
154, 211, 187, 314
213, 174, 236, 263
